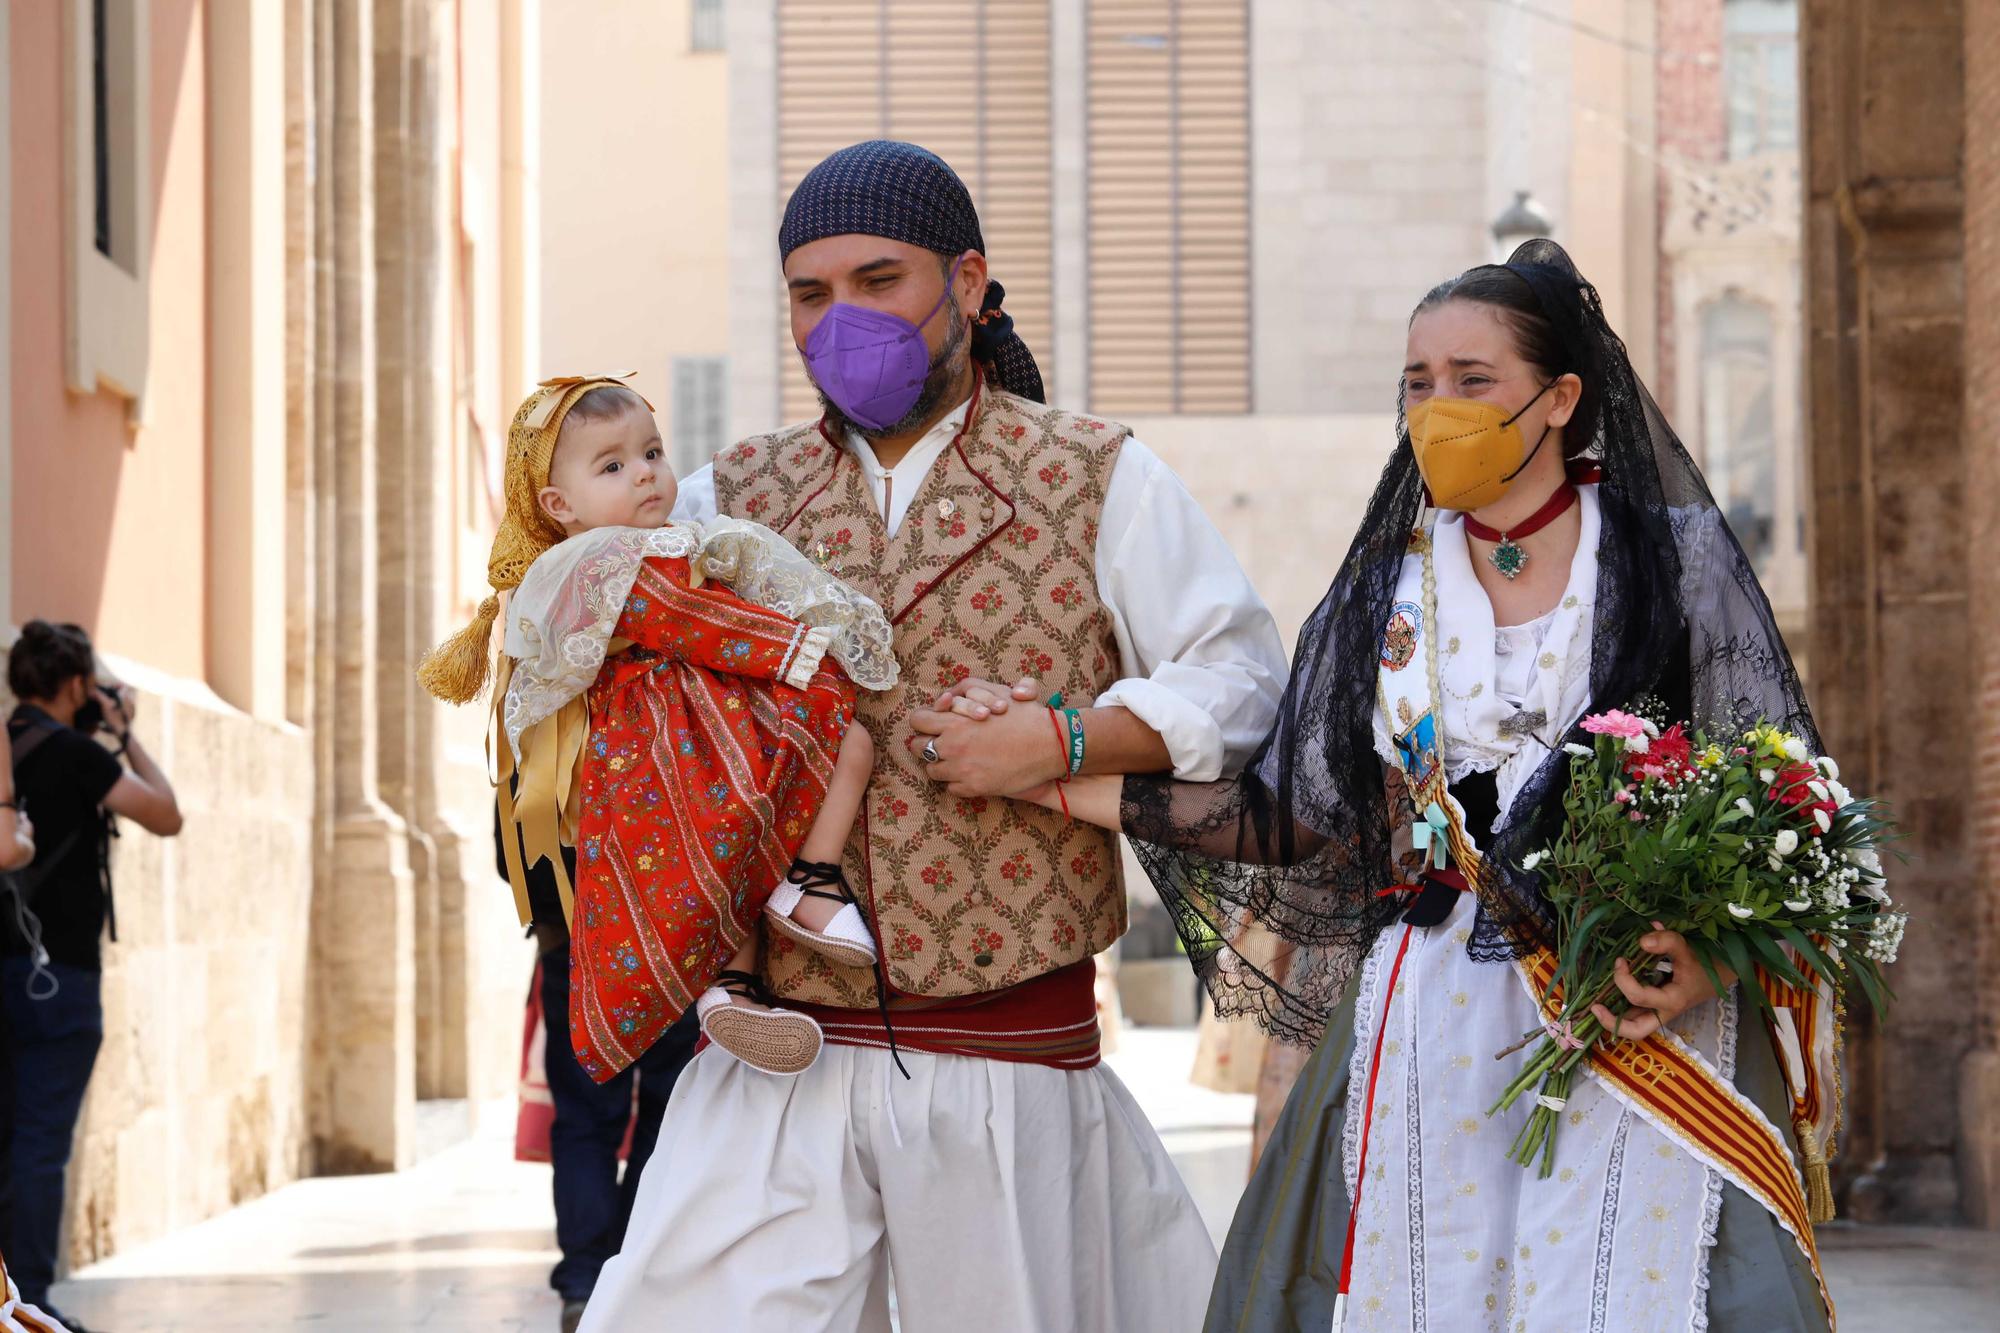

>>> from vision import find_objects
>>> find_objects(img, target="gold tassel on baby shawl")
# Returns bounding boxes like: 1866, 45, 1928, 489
418, 593, 502, 704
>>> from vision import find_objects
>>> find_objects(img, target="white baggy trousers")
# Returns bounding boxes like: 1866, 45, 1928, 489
580, 1043, 1219, 1332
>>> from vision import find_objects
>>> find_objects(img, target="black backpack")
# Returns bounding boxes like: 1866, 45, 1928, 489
2, 714, 108, 932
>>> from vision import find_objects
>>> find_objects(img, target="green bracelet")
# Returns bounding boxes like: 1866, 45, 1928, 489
1047, 691, 1064, 709
1063, 707, 1086, 776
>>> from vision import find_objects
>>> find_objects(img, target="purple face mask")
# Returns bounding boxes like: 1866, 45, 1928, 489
800, 260, 962, 432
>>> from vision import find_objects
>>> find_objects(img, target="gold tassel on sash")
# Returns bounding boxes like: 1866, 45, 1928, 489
1797, 1121, 1836, 1224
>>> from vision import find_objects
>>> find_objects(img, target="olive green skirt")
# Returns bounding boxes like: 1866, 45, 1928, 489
1204, 989, 1831, 1333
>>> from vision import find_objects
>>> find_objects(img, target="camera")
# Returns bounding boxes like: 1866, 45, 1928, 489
72, 682, 126, 736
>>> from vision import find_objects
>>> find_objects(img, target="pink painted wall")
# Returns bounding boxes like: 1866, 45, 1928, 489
11, 0, 208, 679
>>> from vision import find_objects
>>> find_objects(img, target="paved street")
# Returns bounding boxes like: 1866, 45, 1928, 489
46, 1028, 2000, 1331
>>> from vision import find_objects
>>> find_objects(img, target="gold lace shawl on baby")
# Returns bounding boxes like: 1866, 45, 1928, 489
492, 516, 900, 925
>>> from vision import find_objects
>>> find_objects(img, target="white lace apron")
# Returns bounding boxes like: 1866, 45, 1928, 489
1347, 489, 1733, 1333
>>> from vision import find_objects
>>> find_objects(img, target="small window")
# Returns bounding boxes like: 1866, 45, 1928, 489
672, 357, 730, 476
66, 0, 151, 413
691, 0, 726, 53
1700, 296, 1780, 571
1723, 0, 1798, 160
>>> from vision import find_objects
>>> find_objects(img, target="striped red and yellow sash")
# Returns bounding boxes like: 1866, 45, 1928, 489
1516, 945, 1835, 1328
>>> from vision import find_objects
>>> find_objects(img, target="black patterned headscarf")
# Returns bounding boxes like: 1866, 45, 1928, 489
780, 140, 1045, 403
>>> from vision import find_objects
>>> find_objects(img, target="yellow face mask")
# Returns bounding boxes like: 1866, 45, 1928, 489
1405, 380, 1556, 512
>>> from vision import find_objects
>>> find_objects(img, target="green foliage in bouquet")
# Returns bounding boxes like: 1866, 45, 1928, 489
1487, 709, 1904, 1176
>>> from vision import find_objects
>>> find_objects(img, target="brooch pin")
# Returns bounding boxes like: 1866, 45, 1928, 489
938, 499, 957, 521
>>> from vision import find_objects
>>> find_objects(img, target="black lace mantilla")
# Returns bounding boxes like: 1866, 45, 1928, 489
1121, 240, 1817, 1047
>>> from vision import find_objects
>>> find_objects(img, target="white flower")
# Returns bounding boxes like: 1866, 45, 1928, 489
1735, 798, 1756, 819
1808, 780, 1830, 802
1782, 736, 1811, 763
1817, 756, 1841, 781
1847, 846, 1882, 876
1768, 853, 1786, 872
1522, 850, 1545, 871
1759, 768, 1777, 785
1784, 898, 1811, 912
1813, 808, 1833, 834
1640, 717, 1662, 738
1863, 911, 1908, 965
1563, 743, 1594, 758
1828, 780, 1853, 809
1625, 733, 1650, 755
1857, 880, 1891, 905
1728, 903, 1756, 919
1774, 829, 1800, 857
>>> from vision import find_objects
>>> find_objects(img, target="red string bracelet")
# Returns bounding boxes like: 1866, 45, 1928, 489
1044, 706, 1073, 822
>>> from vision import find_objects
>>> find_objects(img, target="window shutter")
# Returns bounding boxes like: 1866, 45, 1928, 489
673, 356, 730, 475
1086, 0, 1250, 414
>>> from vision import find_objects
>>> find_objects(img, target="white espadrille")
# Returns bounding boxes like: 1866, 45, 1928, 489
696, 971, 822, 1075
764, 859, 879, 968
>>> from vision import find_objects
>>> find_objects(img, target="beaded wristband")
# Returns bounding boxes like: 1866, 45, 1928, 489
1042, 708, 1074, 822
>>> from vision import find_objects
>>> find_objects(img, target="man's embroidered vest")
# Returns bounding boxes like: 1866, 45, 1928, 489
714, 385, 1128, 1007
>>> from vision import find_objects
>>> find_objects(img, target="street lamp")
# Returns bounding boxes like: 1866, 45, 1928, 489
1491, 189, 1556, 260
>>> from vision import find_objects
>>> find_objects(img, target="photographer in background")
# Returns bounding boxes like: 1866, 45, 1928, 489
0, 621, 181, 1329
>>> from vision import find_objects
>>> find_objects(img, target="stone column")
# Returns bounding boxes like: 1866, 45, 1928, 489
372, 0, 460, 1103
286, 0, 319, 734
1957, 0, 2000, 1231
309, 0, 418, 1174
1802, 0, 1970, 1222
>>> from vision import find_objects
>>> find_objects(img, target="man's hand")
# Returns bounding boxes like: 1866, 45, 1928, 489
907, 696, 1067, 798
1589, 922, 1736, 1042
932, 676, 1042, 721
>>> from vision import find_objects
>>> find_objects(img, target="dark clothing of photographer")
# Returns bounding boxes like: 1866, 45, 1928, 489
1, 706, 122, 968
1, 621, 180, 1327
497, 806, 699, 1326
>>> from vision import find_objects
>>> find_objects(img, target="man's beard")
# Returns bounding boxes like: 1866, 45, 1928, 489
813, 313, 970, 441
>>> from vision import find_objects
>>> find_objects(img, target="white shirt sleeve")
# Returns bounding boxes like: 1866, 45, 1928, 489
673, 464, 719, 524
1091, 438, 1288, 782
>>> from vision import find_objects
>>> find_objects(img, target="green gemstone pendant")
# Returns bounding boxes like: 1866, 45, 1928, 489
1490, 537, 1528, 580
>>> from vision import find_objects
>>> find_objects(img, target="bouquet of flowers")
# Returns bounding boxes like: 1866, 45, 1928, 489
1488, 709, 1903, 1175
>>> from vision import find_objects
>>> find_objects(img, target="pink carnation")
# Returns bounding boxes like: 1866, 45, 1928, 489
1582, 710, 1649, 742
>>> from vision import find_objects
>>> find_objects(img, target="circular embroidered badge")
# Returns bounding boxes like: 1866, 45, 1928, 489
1380, 601, 1423, 672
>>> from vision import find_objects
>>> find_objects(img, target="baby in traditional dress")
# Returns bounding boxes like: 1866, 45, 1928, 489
420, 375, 899, 1080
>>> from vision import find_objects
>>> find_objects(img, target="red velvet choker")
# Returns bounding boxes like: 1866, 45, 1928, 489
1464, 483, 1578, 580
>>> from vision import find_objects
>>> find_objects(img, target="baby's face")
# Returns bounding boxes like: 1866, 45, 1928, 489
539, 405, 678, 535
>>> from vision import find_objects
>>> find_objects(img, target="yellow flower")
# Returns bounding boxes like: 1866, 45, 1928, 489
1696, 744, 1725, 769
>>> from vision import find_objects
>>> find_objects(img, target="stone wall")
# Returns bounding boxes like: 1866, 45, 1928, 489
1250, 1, 1491, 415
1801, 0, 1984, 1224
1653, 0, 1725, 415
1957, 0, 2000, 1230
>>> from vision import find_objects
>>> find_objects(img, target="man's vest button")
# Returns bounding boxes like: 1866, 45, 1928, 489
973, 951, 994, 967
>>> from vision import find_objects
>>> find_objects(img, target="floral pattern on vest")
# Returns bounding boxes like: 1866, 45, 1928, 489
715, 385, 1129, 1007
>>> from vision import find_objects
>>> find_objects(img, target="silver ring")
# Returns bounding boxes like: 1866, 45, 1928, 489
921, 740, 942, 765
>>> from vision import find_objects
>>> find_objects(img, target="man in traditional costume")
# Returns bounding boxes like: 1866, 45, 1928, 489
580, 140, 1288, 1330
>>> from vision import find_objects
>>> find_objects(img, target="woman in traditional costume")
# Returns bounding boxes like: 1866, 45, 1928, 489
422, 375, 899, 1081
1025, 242, 1838, 1331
